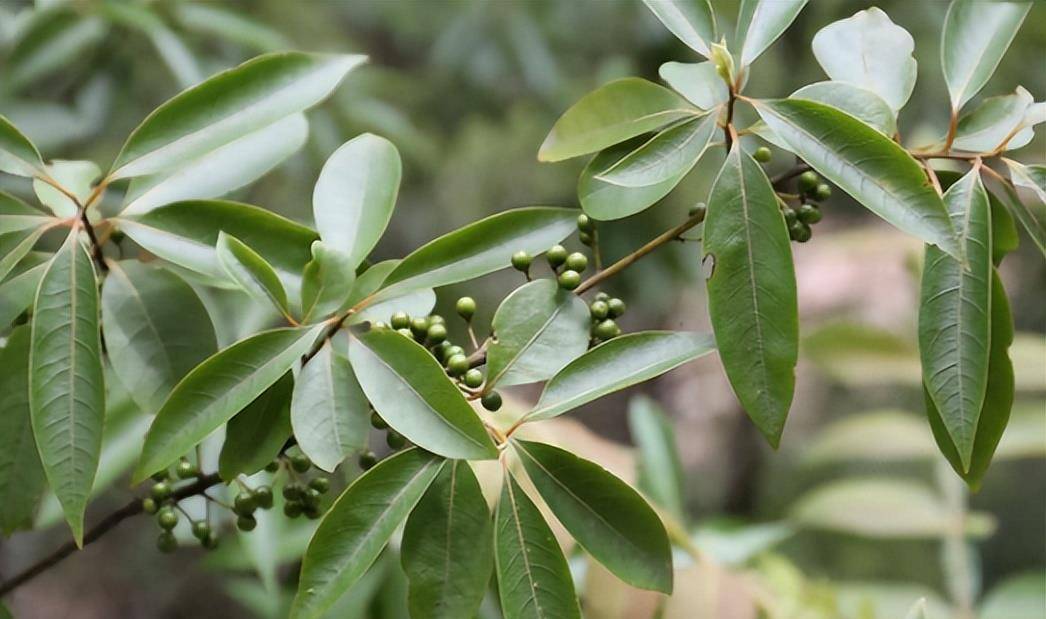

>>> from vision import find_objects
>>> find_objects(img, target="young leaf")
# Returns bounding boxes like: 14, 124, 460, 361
704, 146, 797, 447
219, 373, 294, 480
596, 112, 719, 187
658, 61, 729, 111
374, 207, 576, 300
291, 448, 443, 619
953, 87, 1034, 153
810, 7, 916, 112
514, 439, 673, 593
753, 98, 961, 259
941, 0, 1031, 111
628, 396, 686, 520
485, 278, 590, 389
313, 133, 401, 267
495, 472, 581, 619
32, 159, 100, 218
736, 0, 808, 68
134, 324, 323, 482
791, 82, 897, 137
538, 78, 698, 162
579, 139, 693, 221
348, 329, 498, 460
0, 326, 47, 535
527, 331, 716, 422
300, 241, 356, 322
217, 231, 290, 316
0, 114, 45, 177
401, 461, 493, 619
291, 341, 369, 473
29, 231, 105, 544
0, 191, 54, 234
641, 0, 716, 58
110, 52, 365, 179
101, 260, 218, 414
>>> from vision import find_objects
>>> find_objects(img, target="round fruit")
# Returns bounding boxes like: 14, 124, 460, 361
444, 345, 465, 361
309, 477, 330, 494
607, 298, 626, 318
590, 300, 609, 320
433, 340, 453, 362
428, 314, 446, 326
797, 203, 822, 224
370, 411, 388, 429
290, 453, 312, 473
396, 328, 414, 339
282, 483, 304, 501
511, 251, 532, 272
595, 292, 610, 302
798, 170, 819, 193
151, 482, 172, 502
790, 221, 812, 243
236, 515, 257, 532
390, 311, 410, 330
410, 317, 430, 339
578, 231, 593, 246
464, 368, 484, 388
753, 146, 772, 163
546, 245, 568, 268
782, 206, 797, 225
157, 507, 178, 531
264, 460, 280, 473
386, 430, 407, 450
175, 459, 197, 479
426, 323, 447, 345
481, 391, 503, 412
157, 532, 178, 554
577, 213, 594, 232
142, 498, 158, 514
558, 270, 581, 290
455, 297, 476, 320
191, 520, 211, 540
254, 485, 274, 509
446, 354, 469, 376
688, 202, 707, 222
233, 493, 257, 516
565, 252, 588, 273
305, 505, 323, 520
814, 183, 831, 202
284, 502, 303, 519
151, 470, 169, 483
593, 319, 620, 340
358, 451, 378, 470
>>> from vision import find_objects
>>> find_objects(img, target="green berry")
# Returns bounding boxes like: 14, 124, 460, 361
446, 353, 469, 376
233, 492, 257, 516
593, 319, 621, 340
782, 206, 797, 225
798, 170, 819, 193
464, 368, 484, 388
157, 507, 178, 531
595, 292, 610, 302
175, 459, 197, 479
814, 183, 832, 202
558, 270, 581, 290
142, 498, 158, 514
309, 477, 330, 494
264, 460, 280, 473
236, 515, 257, 532
358, 451, 378, 470
386, 430, 407, 450
254, 485, 274, 509
426, 323, 447, 345
481, 391, 503, 412
151, 470, 170, 483
546, 245, 568, 268
302, 488, 323, 508
157, 531, 178, 554
511, 250, 532, 272
390, 311, 410, 330
305, 505, 323, 520
606, 298, 626, 318
433, 340, 453, 362
290, 453, 311, 473
797, 203, 822, 225
590, 300, 609, 320
284, 502, 303, 519
201, 532, 220, 550
688, 203, 707, 221
191, 520, 211, 540
410, 316, 430, 340
444, 345, 465, 361
396, 328, 414, 339
790, 221, 812, 243
578, 231, 594, 246
151, 482, 172, 502
577, 213, 594, 232
565, 252, 588, 273
456, 297, 476, 320
282, 483, 304, 501
428, 314, 446, 326
753, 146, 772, 163
370, 411, 388, 429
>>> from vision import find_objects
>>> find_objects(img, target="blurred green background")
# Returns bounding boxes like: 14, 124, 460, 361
0, 1, 1043, 618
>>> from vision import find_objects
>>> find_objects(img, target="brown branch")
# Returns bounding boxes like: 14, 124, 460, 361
77, 210, 108, 273
771, 162, 812, 188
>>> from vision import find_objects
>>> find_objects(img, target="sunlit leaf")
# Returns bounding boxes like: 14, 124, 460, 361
596, 112, 718, 187
941, 0, 1031, 110
300, 241, 356, 323
217, 231, 290, 316
0, 190, 54, 234
791, 81, 896, 136
953, 87, 1034, 153
31, 159, 100, 218
658, 61, 728, 110
219, 374, 294, 480
641, 0, 716, 58
579, 138, 696, 221
736, 0, 808, 67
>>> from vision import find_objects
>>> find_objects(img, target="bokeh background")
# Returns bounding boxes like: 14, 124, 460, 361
0, 1, 1043, 617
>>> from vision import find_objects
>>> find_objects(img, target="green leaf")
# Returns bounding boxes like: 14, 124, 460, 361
527, 331, 716, 422
641, 0, 716, 58
110, 51, 365, 179
996, 161, 1045, 257
595, 112, 718, 188
291, 448, 443, 619
0, 224, 52, 283
217, 231, 290, 316
121, 114, 308, 216
538, 78, 698, 162
348, 329, 497, 460
791, 82, 897, 136
704, 146, 797, 447
0, 326, 47, 535
736, 0, 808, 67
219, 373, 294, 481
990, 185, 1020, 264
291, 341, 369, 473
0, 255, 49, 328
401, 461, 493, 619
101, 260, 218, 414
494, 472, 581, 619
926, 269, 1013, 490
171, 3, 291, 53
579, 138, 693, 221
941, 0, 1031, 111
515, 439, 673, 593
0, 190, 53, 234
300, 241, 356, 323
486, 278, 590, 389
134, 324, 323, 483
918, 168, 993, 470
0, 114, 45, 177
29, 231, 105, 545
953, 87, 1034, 153
753, 98, 960, 259
5, 8, 107, 92
658, 62, 728, 111
345, 260, 435, 326
375, 207, 576, 300
1005, 159, 1046, 205
100, 2, 201, 89
628, 396, 686, 520
803, 410, 935, 465
313, 133, 401, 267
980, 571, 1046, 619
810, 7, 916, 112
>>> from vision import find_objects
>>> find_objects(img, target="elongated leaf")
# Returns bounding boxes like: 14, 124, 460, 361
0, 326, 47, 535
0, 256, 49, 328
579, 138, 693, 221
596, 112, 718, 187
1005, 159, 1046, 205
348, 329, 497, 460
641, 0, 716, 57
792, 82, 896, 136
291, 341, 369, 473
171, 3, 291, 53
134, 324, 323, 482
753, 98, 960, 259
101, 260, 217, 414
515, 440, 672, 593
997, 162, 1045, 257
0, 224, 52, 283
374, 207, 576, 300
291, 448, 443, 619
219, 373, 293, 480
486, 278, 590, 389
313, 133, 401, 267
704, 146, 797, 446
628, 396, 685, 520
941, 0, 1031, 111
121, 114, 308, 216
5, 9, 107, 92
528, 331, 715, 422
0, 114, 45, 177
0, 191, 53, 234
495, 472, 581, 619
953, 87, 1033, 153
300, 240, 356, 322
736, 0, 808, 67
217, 231, 289, 315
32, 160, 100, 218
811, 7, 916, 112
658, 61, 728, 111
346, 267, 436, 326
401, 461, 492, 619
918, 169, 992, 469
111, 52, 365, 179
100, 1, 201, 88
29, 231, 104, 544
539, 78, 698, 162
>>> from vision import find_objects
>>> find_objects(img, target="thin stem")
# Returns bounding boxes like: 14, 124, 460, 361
943, 109, 959, 153
591, 227, 603, 271
770, 162, 811, 188
77, 210, 109, 273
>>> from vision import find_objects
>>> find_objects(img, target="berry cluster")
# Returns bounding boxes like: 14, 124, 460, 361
143, 458, 222, 552
589, 292, 625, 342
754, 148, 832, 244
360, 409, 409, 470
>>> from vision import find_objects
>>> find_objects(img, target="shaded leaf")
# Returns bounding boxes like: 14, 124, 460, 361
0, 254, 49, 328
995, 162, 1045, 257
658, 61, 728, 110
579, 138, 694, 221
791, 81, 896, 136
941, 0, 1031, 110
628, 396, 685, 520
0, 326, 47, 535
641, 0, 716, 57
596, 112, 718, 187
219, 373, 294, 480
217, 231, 290, 316
0, 190, 53, 234
736, 0, 808, 67
0, 224, 52, 283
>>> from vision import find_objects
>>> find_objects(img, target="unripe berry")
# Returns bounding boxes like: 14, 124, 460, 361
428, 314, 446, 326
578, 231, 594, 246
386, 430, 407, 450
142, 498, 158, 514
254, 485, 274, 509
797, 203, 822, 225
798, 171, 819, 193
290, 453, 311, 473
157, 531, 177, 554
595, 292, 610, 302
577, 213, 594, 232
590, 300, 609, 320
201, 532, 220, 550
753, 146, 773, 163
511, 250, 532, 272
358, 451, 378, 470
264, 461, 280, 473
790, 221, 812, 243
455, 297, 476, 321
302, 488, 322, 508
444, 345, 466, 361
410, 317, 430, 340
151, 481, 172, 502
236, 515, 257, 532
782, 206, 798, 225
464, 368, 484, 388
151, 470, 170, 483
688, 202, 707, 222
309, 477, 330, 494
233, 492, 257, 516
370, 411, 388, 429
305, 505, 323, 520
426, 323, 447, 345
546, 245, 568, 268
564, 252, 588, 273
446, 354, 469, 376
433, 340, 453, 362
157, 507, 178, 531
814, 183, 832, 202
390, 311, 410, 330
282, 483, 304, 501
481, 391, 503, 412
284, 502, 303, 519
396, 328, 414, 339
607, 298, 626, 318
191, 520, 211, 540
593, 319, 621, 340
558, 270, 581, 290
175, 459, 197, 479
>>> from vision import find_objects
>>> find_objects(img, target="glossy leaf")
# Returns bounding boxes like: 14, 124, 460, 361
313, 133, 401, 267
941, 0, 1031, 110
401, 461, 492, 619
29, 231, 105, 544
736, 0, 808, 67
291, 341, 369, 473
0, 326, 47, 535
953, 87, 1033, 153
134, 324, 323, 482
31, 159, 99, 218
219, 373, 294, 480
515, 439, 673, 593
348, 329, 497, 460
811, 7, 916, 112
579, 138, 693, 221
658, 61, 728, 111
0, 255, 49, 328
101, 260, 218, 414
628, 396, 685, 520
918, 169, 993, 469
0, 114, 45, 177
217, 231, 290, 315
486, 278, 590, 389
791, 81, 896, 136
704, 146, 797, 446
291, 448, 443, 619
300, 240, 356, 322
0, 190, 53, 234
346, 260, 436, 326
494, 472, 581, 619
528, 331, 716, 422
753, 98, 961, 259
641, 0, 716, 57
596, 112, 718, 187
539, 78, 698, 162
110, 52, 365, 179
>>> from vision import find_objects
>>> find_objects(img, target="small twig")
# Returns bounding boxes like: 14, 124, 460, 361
770, 162, 812, 188
77, 209, 109, 273
943, 109, 959, 153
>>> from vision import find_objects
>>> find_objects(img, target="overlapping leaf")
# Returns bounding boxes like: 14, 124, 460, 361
641, 0, 716, 58
0, 327, 47, 535
941, 0, 1031, 110
658, 61, 728, 111
217, 231, 289, 315
736, 0, 808, 67
628, 396, 686, 520
596, 112, 718, 187
791, 82, 896, 137
300, 241, 356, 322
218, 373, 294, 480
0, 114, 45, 177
